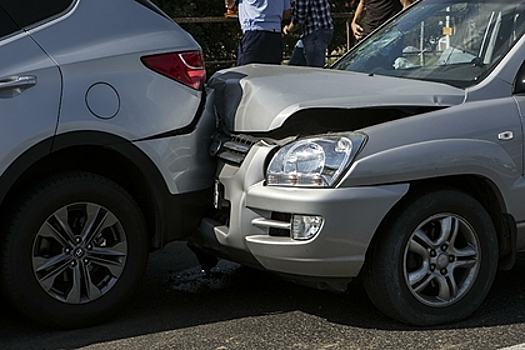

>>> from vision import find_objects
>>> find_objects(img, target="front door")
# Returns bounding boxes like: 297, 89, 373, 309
0, 5, 62, 174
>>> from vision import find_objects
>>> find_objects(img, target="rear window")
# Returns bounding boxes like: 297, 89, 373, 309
2, 0, 75, 29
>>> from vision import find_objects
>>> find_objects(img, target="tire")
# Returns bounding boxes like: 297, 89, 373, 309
362, 189, 498, 326
0, 172, 149, 329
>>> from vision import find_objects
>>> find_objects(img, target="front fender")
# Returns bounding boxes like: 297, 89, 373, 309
341, 138, 519, 193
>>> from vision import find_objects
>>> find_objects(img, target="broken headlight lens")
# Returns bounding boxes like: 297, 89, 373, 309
266, 133, 366, 187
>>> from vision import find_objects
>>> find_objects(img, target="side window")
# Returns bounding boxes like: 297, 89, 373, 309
514, 60, 525, 95
0, 6, 20, 38
2, 0, 74, 29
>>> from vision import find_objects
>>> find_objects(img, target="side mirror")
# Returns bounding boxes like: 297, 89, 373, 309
514, 61, 525, 94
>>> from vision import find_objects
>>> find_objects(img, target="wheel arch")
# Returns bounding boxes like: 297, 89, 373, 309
366, 175, 516, 272
0, 131, 181, 250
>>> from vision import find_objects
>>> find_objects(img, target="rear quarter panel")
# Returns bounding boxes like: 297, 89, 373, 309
29, 0, 203, 140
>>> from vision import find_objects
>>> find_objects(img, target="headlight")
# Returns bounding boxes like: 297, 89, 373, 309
266, 133, 366, 187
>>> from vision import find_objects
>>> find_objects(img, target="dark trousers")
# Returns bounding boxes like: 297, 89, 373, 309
237, 30, 282, 66
289, 29, 333, 68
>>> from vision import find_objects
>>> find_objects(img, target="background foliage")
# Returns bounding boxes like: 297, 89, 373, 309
152, 0, 358, 75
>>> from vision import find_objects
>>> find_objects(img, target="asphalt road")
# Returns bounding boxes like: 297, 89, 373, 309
2, 242, 525, 350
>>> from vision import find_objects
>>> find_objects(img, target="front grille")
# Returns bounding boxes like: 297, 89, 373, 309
217, 134, 259, 165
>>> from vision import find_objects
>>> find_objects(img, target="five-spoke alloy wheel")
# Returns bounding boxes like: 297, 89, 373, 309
404, 213, 481, 308
363, 189, 498, 326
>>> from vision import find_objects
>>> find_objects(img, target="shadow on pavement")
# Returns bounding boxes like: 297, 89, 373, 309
1, 244, 525, 350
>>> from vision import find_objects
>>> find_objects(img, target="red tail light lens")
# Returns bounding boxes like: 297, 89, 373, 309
141, 51, 206, 90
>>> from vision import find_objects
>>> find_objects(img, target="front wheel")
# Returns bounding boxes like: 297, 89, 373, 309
0, 172, 149, 329
363, 189, 498, 326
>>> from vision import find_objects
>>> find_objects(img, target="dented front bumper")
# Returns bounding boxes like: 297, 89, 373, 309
191, 141, 409, 279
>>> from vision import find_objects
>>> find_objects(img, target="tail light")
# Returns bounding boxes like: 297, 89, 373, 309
141, 51, 206, 90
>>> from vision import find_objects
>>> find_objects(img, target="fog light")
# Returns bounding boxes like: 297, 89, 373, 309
291, 215, 324, 240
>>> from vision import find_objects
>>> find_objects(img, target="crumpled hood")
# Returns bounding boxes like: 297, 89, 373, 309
207, 64, 466, 132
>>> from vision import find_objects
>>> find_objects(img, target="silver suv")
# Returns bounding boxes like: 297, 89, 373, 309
191, 0, 525, 326
0, 0, 214, 328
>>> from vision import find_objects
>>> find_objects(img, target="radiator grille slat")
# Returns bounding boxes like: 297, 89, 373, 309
217, 134, 259, 165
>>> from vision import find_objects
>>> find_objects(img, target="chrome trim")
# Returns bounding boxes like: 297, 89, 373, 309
498, 131, 514, 140
218, 151, 245, 164
223, 140, 251, 153
251, 217, 291, 230
216, 134, 259, 165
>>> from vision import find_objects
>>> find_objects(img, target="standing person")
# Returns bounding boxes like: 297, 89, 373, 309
351, 0, 411, 41
283, 0, 334, 67
225, 0, 291, 66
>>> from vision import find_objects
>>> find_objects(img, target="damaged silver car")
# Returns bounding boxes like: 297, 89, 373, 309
190, 0, 525, 325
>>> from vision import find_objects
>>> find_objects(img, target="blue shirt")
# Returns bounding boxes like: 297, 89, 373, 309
291, 0, 333, 37
238, 0, 291, 33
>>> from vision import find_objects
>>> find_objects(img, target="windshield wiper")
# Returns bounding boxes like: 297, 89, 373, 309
470, 57, 486, 67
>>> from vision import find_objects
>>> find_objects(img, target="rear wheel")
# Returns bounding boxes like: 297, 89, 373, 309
363, 189, 498, 326
0, 172, 148, 329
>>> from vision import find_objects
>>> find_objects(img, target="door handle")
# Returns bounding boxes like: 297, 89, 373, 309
0, 75, 37, 90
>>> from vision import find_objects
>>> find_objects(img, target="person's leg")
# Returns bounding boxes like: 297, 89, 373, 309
303, 29, 333, 67
288, 39, 307, 66
237, 38, 243, 65
237, 31, 257, 65
238, 31, 282, 65
257, 32, 282, 64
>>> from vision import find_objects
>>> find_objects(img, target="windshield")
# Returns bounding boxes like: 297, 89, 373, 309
332, 0, 525, 88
